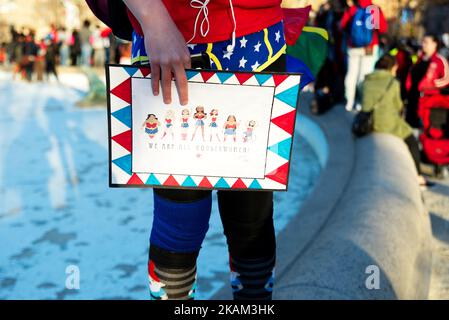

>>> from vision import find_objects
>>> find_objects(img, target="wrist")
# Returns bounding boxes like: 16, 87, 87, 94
124, 0, 170, 31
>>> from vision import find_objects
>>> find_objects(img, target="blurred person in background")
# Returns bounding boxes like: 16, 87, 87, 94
7, 26, 20, 65
389, 38, 414, 100
101, 27, 113, 64
406, 34, 449, 128
22, 32, 38, 81
362, 54, 429, 188
92, 24, 105, 67
0, 43, 6, 65
340, 0, 388, 111
45, 39, 59, 81
58, 27, 71, 66
34, 38, 46, 81
79, 20, 92, 66
312, 0, 348, 114
49, 23, 59, 43
377, 33, 391, 57
12, 34, 24, 80
70, 29, 81, 66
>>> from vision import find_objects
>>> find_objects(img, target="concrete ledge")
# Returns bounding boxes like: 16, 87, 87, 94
212, 94, 433, 300
274, 131, 433, 299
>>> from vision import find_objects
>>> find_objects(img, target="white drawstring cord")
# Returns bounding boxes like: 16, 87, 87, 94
187, 0, 237, 54
186, 0, 211, 44
226, 0, 237, 53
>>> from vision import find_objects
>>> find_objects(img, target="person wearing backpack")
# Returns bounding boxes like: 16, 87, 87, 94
341, 0, 387, 111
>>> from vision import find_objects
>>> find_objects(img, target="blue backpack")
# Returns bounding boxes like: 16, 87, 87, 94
350, 7, 373, 47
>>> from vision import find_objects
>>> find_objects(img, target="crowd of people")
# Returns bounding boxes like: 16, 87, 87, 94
0, 21, 132, 82
312, 0, 449, 187
312, 0, 449, 111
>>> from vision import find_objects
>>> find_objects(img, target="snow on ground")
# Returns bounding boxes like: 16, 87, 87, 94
0, 71, 321, 300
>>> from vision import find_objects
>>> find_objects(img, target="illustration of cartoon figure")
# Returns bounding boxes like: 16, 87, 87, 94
180, 108, 190, 141
208, 109, 221, 142
161, 109, 175, 140
191, 106, 207, 141
142, 114, 160, 139
148, 261, 168, 300
223, 115, 238, 142
243, 120, 257, 143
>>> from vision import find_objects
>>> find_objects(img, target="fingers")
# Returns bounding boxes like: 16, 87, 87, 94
161, 64, 172, 104
151, 63, 160, 96
183, 54, 192, 69
177, 53, 191, 105
173, 63, 188, 105
150, 50, 190, 105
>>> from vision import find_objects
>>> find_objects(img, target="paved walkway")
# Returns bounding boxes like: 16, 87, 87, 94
425, 176, 449, 299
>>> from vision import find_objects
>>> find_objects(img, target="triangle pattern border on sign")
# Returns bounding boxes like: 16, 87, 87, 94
108, 66, 297, 190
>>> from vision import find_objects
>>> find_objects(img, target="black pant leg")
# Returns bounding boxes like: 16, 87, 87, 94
217, 190, 276, 259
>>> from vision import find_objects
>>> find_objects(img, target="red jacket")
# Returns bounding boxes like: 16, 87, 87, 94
85, 1, 282, 43
86, 0, 282, 43
406, 53, 449, 96
340, 0, 388, 48
128, 0, 283, 44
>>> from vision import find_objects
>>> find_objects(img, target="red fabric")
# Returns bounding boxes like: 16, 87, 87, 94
395, 50, 412, 75
340, 0, 388, 48
100, 27, 112, 38
126, 0, 283, 43
148, 261, 160, 282
282, 6, 311, 46
406, 53, 449, 96
0, 48, 5, 63
418, 94, 449, 126
429, 128, 444, 140
421, 138, 449, 165
418, 95, 449, 165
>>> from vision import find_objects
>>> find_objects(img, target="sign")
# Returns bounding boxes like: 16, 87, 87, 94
107, 64, 301, 191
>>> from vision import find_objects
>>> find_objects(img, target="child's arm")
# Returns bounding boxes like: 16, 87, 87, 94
123, 0, 191, 105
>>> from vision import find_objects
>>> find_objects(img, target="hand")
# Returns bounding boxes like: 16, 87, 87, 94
125, 0, 191, 105
144, 20, 191, 105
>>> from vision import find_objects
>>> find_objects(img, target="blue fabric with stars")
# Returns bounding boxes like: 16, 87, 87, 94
131, 21, 286, 72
